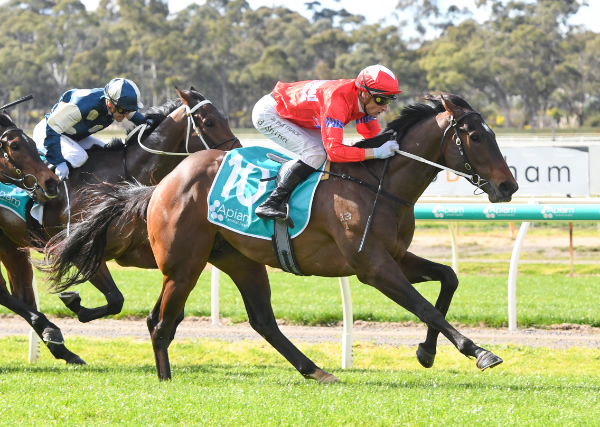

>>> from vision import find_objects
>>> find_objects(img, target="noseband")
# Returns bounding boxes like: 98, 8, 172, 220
440, 111, 488, 190
0, 126, 43, 193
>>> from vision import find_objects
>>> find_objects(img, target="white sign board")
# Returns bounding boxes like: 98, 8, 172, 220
423, 146, 589, 197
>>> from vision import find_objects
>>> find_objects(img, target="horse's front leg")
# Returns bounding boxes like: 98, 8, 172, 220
0, 290, 86, 364
399, 251, 458, 368
361, 256, 502, 371
59, 261, 124, 323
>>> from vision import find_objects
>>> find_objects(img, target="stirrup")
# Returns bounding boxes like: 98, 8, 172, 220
275, 203, 295, 229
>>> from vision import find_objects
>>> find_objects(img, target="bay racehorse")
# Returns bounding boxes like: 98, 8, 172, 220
0, 109, 84, 364
43, 93, 518, 381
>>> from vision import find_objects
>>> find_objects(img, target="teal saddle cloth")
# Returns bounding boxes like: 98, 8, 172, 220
207, 146, 323, 240
0, 183, 31, 220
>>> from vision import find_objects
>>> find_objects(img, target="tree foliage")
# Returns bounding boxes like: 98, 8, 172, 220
0, 0, 597, 129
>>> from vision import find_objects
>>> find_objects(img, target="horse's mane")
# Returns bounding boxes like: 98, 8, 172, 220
354, 93, 472, 149
123, 89, 207, 141
143, 97, 182, 117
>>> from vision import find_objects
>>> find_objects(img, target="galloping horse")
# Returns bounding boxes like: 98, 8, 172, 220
32, 88, 239, 323
44, 93, 518, 380
0, 110, 84, 364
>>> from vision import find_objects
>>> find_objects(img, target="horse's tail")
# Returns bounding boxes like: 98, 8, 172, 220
42, 182, 155, 293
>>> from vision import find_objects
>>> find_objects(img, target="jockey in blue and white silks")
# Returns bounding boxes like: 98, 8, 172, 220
33, 78, 146, 180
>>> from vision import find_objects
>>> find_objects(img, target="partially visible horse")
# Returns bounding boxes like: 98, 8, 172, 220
43, 93, 518, 380
0, 110, 84, 364
31, 88, 239, 323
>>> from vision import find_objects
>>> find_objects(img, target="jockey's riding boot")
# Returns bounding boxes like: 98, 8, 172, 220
255, 159, 316, 221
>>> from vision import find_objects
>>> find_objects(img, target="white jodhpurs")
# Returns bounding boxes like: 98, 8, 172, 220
33, 119, 105, 167
251, 94, 326, 169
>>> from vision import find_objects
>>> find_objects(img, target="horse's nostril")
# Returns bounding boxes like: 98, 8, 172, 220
499, 180, 518, 196
46, 178, 59, 196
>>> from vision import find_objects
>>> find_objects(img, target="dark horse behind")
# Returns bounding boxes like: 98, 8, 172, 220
0, 109, 84, 364
43, 93, 518, 381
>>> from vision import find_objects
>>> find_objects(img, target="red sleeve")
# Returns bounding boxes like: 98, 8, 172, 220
320, 99, 369, 162
356, 115, 381, 139
322, 116, 382, 162
322, 124, 367, 162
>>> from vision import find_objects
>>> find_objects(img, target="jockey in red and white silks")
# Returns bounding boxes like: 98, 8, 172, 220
251, 64, 402, 221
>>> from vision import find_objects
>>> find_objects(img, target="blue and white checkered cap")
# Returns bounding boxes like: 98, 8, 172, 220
104, 78, 143, 111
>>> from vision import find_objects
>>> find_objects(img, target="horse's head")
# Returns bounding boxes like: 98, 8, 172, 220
0, 111, 59, 202
434, 93, 518, 203
176, 87, 240, 151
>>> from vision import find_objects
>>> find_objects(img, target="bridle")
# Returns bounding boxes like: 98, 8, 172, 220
132, 98, 239, 156
0, 126, 45, 195
395, 110, 488, 192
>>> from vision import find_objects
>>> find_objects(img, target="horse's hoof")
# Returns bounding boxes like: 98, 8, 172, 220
416, 343, 436, 368
59, 291, 81, 307
42, 327, 64, 345
67, 355, 86, 365
476, 350, 503, 370
306, 368, 340, 384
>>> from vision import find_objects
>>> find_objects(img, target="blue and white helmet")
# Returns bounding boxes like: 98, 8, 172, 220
104, 78, 143, 111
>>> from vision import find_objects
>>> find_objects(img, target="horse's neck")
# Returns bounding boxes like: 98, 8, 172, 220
389, 115, 447, 205
118, 105, 193, 185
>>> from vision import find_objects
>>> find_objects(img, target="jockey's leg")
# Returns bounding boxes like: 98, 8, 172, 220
59, 136, 89, 168
76, 135, 106, 150
255, 159, 315, 220
252, 94, 326, 220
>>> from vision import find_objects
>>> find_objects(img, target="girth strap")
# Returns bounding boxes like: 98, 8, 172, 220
272, 219, 305, 276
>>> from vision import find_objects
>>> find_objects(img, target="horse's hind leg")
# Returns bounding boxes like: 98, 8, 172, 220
150, 254, 210, 380
59, 261, 125, 323
215, 254, 339, 383
399, 251, 459, 368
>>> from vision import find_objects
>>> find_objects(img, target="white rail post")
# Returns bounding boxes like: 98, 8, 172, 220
339, 277, 353, 369
28, 274, 41, 363
448, 221, 459, 273
507, 221, 530, 331
210, 266, 220, 325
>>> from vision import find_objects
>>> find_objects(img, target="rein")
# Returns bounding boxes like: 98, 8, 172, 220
325, 110, 490, 252
121, 100, 240, 179
131, 100, 240, 156
318, 166, 410, 206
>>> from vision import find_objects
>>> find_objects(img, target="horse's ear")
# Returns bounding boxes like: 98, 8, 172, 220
175, 87, 189, 106
440, 92, 460, 115
190, 86, 197, 91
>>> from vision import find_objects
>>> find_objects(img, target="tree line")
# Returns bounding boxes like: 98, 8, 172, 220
2, 0, 598, 129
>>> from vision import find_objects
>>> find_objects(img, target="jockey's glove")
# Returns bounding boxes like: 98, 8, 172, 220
55, 162, 69, 180
373, 140, 399, 159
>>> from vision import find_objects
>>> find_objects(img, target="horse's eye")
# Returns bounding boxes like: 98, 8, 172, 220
9, 141, 19, 151
470, 133, 480, 143
203, 119, 214, 128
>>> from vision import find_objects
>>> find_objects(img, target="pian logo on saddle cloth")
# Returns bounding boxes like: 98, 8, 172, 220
0, 183, 30, 220
207, 146, 323, 240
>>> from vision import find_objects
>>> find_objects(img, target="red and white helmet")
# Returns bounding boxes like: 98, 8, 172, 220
355, 64, 401, 97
